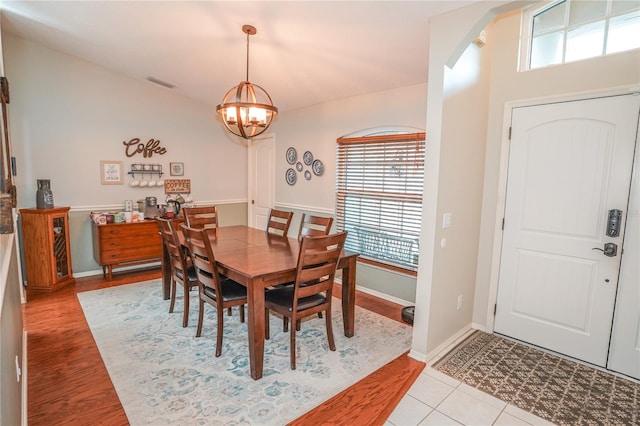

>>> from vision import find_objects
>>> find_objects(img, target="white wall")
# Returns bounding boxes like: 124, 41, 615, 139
4, 34, 247, 209
271, 84, 428, 303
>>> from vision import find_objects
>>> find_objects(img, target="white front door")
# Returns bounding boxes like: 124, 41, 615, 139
247, 134, 275, 230
494, 94, 639, 367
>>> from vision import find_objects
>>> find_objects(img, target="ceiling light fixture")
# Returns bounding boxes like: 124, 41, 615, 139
216, 25, 278, 139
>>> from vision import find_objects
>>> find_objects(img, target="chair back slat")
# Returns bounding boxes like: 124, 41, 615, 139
292, 232, 347, 306
183, 206, 219, 230
266, 209, 293, 236
298, 214, 333, 240
157, 218, 189, 277
180, 223, 222, 294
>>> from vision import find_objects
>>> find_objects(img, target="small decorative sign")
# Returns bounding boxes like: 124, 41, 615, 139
170, 162, 184, 176
123, 138, 167, 158
100, 160, 124, 185
164, 179, 191, 194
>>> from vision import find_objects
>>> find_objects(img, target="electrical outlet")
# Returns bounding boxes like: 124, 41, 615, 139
457, 295, 463, 310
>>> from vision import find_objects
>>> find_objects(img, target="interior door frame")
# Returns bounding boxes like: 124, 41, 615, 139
483, 86, 640, 333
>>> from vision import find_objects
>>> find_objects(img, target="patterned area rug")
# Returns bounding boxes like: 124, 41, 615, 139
78, 280, 412, 425
433, 330, 639, 425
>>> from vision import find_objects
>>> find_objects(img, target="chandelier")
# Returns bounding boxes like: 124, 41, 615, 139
216, 25, 278, 139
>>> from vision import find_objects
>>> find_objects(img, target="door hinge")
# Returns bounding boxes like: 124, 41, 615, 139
501, 218, 505, 230
508, 126, 512, 140
252, 200, 255, 205
494, 304, 497, 316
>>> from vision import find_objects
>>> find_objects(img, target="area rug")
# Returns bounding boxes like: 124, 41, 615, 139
433, 330, 640, 425
77, 280, 412, 425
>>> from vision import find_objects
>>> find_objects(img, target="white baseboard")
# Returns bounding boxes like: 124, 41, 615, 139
424, 325, 475, 365
334, 277, 413, 307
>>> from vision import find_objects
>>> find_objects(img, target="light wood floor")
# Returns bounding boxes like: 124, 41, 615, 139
23, 267, 424, 425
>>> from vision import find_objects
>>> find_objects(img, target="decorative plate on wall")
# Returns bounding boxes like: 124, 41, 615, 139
286, 168, 297, 185
304, 170, 312, 180
286, 147, 297, 165
303, 151, 314, 165
296, 162, 303, 171
312, 159, 324, 176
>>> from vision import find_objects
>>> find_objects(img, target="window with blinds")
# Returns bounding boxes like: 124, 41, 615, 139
336, 132, 425, 271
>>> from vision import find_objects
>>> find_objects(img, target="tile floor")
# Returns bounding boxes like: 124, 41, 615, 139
386, 365, 556, 425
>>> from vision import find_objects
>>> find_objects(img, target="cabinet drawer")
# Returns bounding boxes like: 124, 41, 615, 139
100, 245, 162, 263
99, 223, 160, 239
99, 233, 161, 249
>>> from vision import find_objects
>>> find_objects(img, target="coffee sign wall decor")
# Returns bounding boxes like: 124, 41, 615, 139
123, 138, 167, 158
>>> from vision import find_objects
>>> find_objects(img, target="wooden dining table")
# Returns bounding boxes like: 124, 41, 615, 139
161, 225, 359, 380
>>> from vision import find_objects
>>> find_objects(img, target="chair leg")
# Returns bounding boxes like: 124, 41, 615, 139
169, 278, 177, 313
182, 282, 189, 328
265, 308, 270, 340
325, 307, 336, 351
283, 317, 289, 332
227, 307, 232, 316
196, 298, 205, 338
215, 307, 224, 357
290, 316, 297, 370
239, 304, 245, 323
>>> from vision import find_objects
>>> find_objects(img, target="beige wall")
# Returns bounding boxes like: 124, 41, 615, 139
5, 34, 248, 210
4, 34, 250, 275
411, 0, 513, 361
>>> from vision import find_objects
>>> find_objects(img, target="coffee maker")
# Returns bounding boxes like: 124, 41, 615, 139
36, 179, 54, 209
144, 196, 160, 219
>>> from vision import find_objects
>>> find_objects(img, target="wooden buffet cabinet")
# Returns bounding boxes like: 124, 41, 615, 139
20, 207, 76, 292
92, 220, 162, 280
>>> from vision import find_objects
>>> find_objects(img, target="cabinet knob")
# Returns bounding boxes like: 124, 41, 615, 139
109, 241, 120, 246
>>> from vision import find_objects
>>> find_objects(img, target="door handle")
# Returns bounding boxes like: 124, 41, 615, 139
592, 242, 617, 257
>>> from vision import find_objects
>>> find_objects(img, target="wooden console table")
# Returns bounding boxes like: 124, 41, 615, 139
92, 220, 162, 280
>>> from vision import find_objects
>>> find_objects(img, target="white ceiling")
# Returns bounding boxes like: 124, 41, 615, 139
1, 1, 476, 113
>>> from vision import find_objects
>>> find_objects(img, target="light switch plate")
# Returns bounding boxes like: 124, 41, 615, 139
443, 213, 452, 229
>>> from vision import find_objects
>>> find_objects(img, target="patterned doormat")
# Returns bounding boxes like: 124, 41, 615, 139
432, 330, 639, 425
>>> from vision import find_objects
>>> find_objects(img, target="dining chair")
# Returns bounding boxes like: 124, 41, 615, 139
180, 223, 248, 357
266, 208, 294, 236
297, 213, 333, 240
280, 213, 334, 321
182, 206, 219, 230
157, 218, 198, 327
264, 231, 347, 370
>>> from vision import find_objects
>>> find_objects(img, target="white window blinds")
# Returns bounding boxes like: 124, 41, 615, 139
336, 132, 425, 271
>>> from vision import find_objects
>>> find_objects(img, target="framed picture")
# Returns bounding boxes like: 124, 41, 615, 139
100, 160, 124, 185
170, 162, 184, 176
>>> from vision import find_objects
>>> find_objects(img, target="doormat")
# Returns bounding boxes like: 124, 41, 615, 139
432, 330, 639, 425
